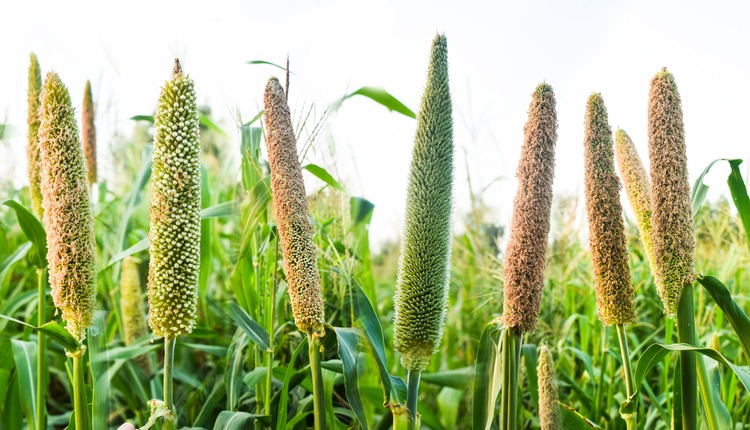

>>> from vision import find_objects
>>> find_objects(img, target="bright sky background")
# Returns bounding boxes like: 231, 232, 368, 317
2, 0, 749, 247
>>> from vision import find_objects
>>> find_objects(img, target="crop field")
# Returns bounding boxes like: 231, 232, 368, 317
2, 11, 750, 430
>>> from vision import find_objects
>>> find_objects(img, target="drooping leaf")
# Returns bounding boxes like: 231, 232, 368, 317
2, 200, 47, 268
333, 327, 368, 429
697, 275, 750, 359
0, 316, 79, 351
343, 86, 416, 118
227, 302, 271, 351
303, 164, 346, 192
11, 340, 38, 429
727, 159, 750, 251
472, 323, 504, 430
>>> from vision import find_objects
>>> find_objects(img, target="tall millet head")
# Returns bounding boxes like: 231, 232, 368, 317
537, 345, 562, 430
614, 129, 655, 269
82, 80, 97, 186
501, 82, 557, 333
647, 68, 695, 317
148, 59, 201, 339
583, 93, 636, 326
393, 33, 454, 372
263, 77, 325, 335
27, 53, 43, 219
38, 71, 96, 343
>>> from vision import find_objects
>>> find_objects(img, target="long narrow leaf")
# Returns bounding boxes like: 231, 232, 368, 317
333, 327, 368, 429
227, 302, 271, 351
727, 159, 750, 251
697, 275, 750, 359
2, 200, 47, 268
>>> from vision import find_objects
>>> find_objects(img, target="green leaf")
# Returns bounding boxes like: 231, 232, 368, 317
691, 159, 722, 214
560, 403, 599, 429
332, 327, 368, 429
303, 164, 346, 192
472, 323, 504, 430
213, 411, 270, 429
621, 342, 750, 416
247, 60, 289, 72
0, 242, 31, 283
227, 302, 271, 351
351, 281, 407, 405
727, 159, 750, 251
0, 316, 79, 351
697, 275, 750, 359
199, 112, 227, 136
200, 201, 238, 219
11, 340, 37, 429
343, 86, 416, 118
106, 237, 149, 268
90, 343, 160, 362
2, 200, 47, 268
243, 367, 267, 390
421, 367, 473, 389
520, 344, 539, 408
114, 145, 151, 256
276, 338, 308, 430
130, 115, 154, 123
193, 380, 225, 427
225, 330, 249, 411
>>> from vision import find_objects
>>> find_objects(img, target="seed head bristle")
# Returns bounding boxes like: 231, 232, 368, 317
537, 345, 562, 430
264, 77, 325, 335
27, 53, 43, 219
501, 82, 557, 333
614, 129, 655, 268
82, 80, 97, 186
648, 69, 695, 317
147, 62, 201, 339
38, 71, 96, 343
392, 34, 454, 372
583, 93, 636, 326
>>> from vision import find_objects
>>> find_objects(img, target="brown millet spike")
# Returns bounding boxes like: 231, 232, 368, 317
82, 80, 96, 186
263, 77, 325, 334
38, 72, 96, 343
648, 68, 695, 317
583, 93, 636, 326
614, 129, 655, 269
501, 83, 557, 333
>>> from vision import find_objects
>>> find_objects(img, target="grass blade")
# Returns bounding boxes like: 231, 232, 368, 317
227, 302, 271, 351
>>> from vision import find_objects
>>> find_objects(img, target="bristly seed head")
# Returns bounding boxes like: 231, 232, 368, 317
537, 345, 562, 430
614, 129, 655, 270
38, 71, 96, 343
583, 93, 636, 326
501, 82, 557, 333
27, 53, 44, 219
648, 68, 695, 317
120, 256, 152, 375
147, 59, 201, 339
82, 80, 97, 186
393, 33, 454, 371
264, 77, 325, 335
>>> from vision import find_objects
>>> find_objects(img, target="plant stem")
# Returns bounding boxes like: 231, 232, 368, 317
500, 327, 522, 430
307, 333, 326, 430
406, 369, 421, 429
36, 268, 47, 430
616, 325, 637, 430
677, 283, 697, 430
164, 337, 177, 426
71, 349, 89, 430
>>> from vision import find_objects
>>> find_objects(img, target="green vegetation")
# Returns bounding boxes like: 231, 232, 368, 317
1, 42, 750, 430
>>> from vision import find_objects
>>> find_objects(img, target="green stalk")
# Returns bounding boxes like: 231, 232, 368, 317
406, 369, 421, 429
500, 328, 522, 430
677, 283, 697, 430
616, 325, 637, 430
163, 337, 177, 429
307, 333, 326, 430
36, 268, 47, 430
71, 350, 89, 430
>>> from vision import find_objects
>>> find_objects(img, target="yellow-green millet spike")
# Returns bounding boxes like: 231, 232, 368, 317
82, 80, 97, 186
615, 129, 655, 269
583, 94, 636, 326
648, 68, 695, 317
264, 76, 325, 335
27, 53, 43, 219
501, 82, 557, 333
537, 345, 562, 430
38, 71, 96, 343
121, 256, 152, 375
393, 33, 454, 372
147, 59, 201, 339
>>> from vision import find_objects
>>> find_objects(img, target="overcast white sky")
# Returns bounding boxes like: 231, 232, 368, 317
2, 0, 749, 246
